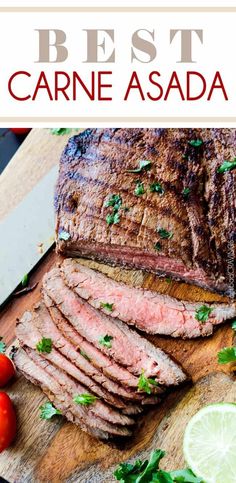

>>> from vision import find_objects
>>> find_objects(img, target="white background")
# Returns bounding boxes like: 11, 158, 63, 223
0, 1, 236, 126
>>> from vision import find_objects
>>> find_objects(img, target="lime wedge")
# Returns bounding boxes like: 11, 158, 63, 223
183, 403, 236, 483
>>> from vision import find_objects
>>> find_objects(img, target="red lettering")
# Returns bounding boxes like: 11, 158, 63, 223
164, 71, 185, 101
8, 71, 31, 101
32, 71, 53, 100
207, 71, 228, 100
73, 71, 95, 100
187, 71, 206, 100
55, 71, 70, 100
124, 71, 145, 100
98, 71, 112, 100
147, 71, 163, 101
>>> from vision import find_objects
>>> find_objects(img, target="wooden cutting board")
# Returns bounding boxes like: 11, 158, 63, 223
0, 129, 235, 482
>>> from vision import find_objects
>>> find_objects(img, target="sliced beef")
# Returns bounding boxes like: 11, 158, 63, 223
14, 348, 131, 438
16, 306, 142, 416
62, 260, 236, 338
42, 268, 187, 386
55, 128, 236, 296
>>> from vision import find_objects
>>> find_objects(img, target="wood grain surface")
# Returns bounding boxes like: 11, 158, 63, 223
0, 129, 235, 482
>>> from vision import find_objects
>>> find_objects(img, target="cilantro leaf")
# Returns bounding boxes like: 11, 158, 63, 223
232, 321, 236, 330
58, 230, 70, 241
36, 337, 52, 354
182, 187, 191, 200
0, 337, 6, 354
157, 228, 173, 240
154, 242, 162, 252
134, 181, 145, 196
39, 402, 61, 420
100, 302, 114, 312
138, 370, 159, 395
80, 349, 91, 361
21, 274, 29, 287
171, 468, 203, 482
99, 334, 113, 348
195, 305, 212, 323
73, 393, 98, 405
105, 194, 122, 211
217, 158, 236, 173
218, 346, 236, 364
106, 212, 120, 225
188, 139, 203, 148
51, 128, 73, 135
150, 182, 165, 195
127, 159, 152, 173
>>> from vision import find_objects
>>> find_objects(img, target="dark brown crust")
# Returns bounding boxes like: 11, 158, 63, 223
55, 128, 236, 296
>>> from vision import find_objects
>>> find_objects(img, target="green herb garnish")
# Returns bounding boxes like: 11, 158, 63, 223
73, 394, 98, 405
134, 181, 145, 196
106, 212, 120, 225
58, 230, 70, 241
166, 277, 172, 284
100, 302, 114, 312
232, 321, 236, 330
195, 305, 212, 323
105, 194, 122, 211
182, 187, 191, 199
0, 337, 6, 354
154, 242, 162, 251
217, 158, 236, 173
137, 370, 159, 395
114, 449, 203, 483
39, 402, 61, 420
80, 349, 91, 361
99, 335, 113, 348
218, 347, 236, 364
157, 228, 173, 240
188, 139, 203, 148
21, 274, 29, 287
150, 182, 165, 195
127, 159, 152, 173
51, 128, 73, 135
36, 337, 52, 354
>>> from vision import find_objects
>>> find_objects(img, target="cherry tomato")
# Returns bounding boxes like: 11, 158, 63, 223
0, 392, 17, 452
0, 354, 15, 387
10, 128, 31, 135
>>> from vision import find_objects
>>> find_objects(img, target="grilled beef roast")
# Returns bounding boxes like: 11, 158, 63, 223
55, 128, 236, 296
42, 267, 186, 386
61, 259, 236, 338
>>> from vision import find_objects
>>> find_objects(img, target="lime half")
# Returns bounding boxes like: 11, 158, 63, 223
183, 403, 236, 483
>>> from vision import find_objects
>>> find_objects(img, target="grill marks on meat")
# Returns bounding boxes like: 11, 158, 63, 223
55, 128, 236, 295
14, 349, 131, 439
61, 260, 236, 338
42, 268, 186, 386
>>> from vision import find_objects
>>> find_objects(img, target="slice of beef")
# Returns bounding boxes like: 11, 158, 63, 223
61, 260, 236, 338
55, 128, 236, 296
16, 307, 138, 423
25, 347, 134, 428
42, 268, 187, 386
14, 348, 131, 438
44, 295, 162, 406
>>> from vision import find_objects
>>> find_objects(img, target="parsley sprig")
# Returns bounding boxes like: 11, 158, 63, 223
217, 158, 236, 173
58, 230, 71, 241
40, 402, 61, 420
99, 335, 113, 348
188, 139, 203, 148
150, 182, 165, 195
127, 159, 152, 173
157, 228, 173, 240
100, 302, 114, 312
0, 337, 6, 354
73, 394, 98, 405
137, 370, 159, 395
218, 347, 236, 364
105, 194, 123, 226
36, 337, 52, 354
195, 305, 212, 323
134, 181, 145, 196
114, 449, 203, 482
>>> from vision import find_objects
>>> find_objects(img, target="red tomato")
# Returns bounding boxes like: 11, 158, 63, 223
0, 354, 15, 387
0, 392, 17, 452
10, 128, 31, 135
